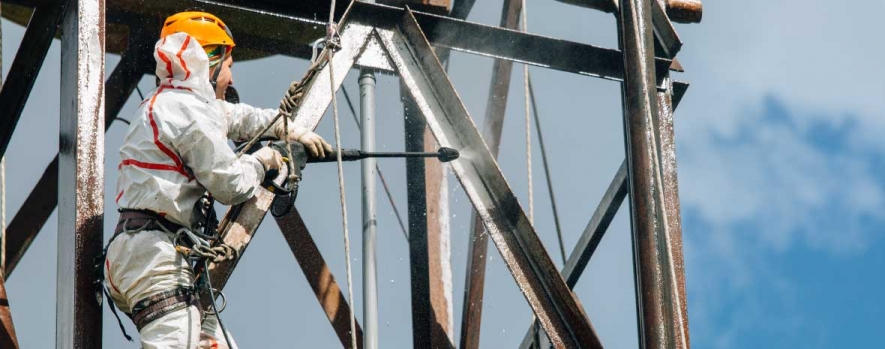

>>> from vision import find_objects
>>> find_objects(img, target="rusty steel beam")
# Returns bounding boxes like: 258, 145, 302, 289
655, 79, 690, 349
404, 95, 455, 349
618, 0, 683, 347
378, 10, 602, 348
56, 0, 105, 347
4, 35, 153, 278
0, 275, 19, 349
651, 0, 682, 58
665, 0, 702, 23
459, 0, 522, 347
553, 0, 701, 23
0, 2, 69, 158
276, 210, 364, 349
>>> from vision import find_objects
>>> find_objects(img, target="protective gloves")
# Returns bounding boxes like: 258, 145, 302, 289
276, 80, 333, 158
272, 121, 333, 159
253, 147, 284, 174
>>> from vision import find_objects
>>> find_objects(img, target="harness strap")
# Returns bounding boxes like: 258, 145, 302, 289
113, 209, 185, 239
131, 287, 201, 331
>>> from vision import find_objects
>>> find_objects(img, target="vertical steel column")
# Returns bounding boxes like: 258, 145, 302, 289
404, 95, 455, 349
618, 0, 675, 348
57, 0, 105, 348
459, 1, 522, 348
656, 79, 690, 349
360, 67, 379, 349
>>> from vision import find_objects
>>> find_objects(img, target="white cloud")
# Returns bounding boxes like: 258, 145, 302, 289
680, 98, 884, 254
678, 96, 883, 348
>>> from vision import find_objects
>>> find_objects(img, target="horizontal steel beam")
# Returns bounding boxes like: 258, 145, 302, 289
0, 3, 68, 158
378, 9, 601, 348
188, 0, 671, 84
347, 1, 670, 84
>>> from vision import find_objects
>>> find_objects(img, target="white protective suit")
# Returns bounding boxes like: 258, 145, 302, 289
106, 32, 294, 348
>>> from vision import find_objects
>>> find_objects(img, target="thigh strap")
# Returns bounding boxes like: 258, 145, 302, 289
131, 287, 201, 331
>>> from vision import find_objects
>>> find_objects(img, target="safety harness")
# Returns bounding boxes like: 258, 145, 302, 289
98, 203, 236, 342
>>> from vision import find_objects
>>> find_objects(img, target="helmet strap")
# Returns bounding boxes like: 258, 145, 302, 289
209, 48, 228, 92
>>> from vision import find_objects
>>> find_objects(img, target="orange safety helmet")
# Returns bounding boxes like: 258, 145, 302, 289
160, 11, 236, 49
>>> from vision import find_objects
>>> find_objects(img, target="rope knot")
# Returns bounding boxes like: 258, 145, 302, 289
325, 23, 342, 52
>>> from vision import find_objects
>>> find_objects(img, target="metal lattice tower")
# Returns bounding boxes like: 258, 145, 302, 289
0, 0, 700, 347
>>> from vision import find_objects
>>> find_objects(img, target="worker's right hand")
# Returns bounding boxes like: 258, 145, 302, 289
253, 146, 284, 173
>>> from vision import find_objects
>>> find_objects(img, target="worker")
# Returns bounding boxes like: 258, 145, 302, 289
102, 11, 331, 348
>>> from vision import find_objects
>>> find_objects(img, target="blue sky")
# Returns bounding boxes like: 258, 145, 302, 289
2, 0, 884, 348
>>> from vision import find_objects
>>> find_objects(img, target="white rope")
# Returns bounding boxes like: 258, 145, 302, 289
324, 2, 358, 347
522, 0, 533, 224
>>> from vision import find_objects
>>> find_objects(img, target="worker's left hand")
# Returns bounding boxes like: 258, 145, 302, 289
296, 130, 333, 158
275, 122, 333, 158
278, 81, 304, 116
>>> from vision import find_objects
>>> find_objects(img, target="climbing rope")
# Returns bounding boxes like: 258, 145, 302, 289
341, 87, 409, 240
521, 1, 543, 346
323, 2, 358, 348
522, 0, 533, 224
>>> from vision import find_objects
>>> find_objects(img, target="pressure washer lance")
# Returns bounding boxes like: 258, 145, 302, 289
259, 140, 459, 216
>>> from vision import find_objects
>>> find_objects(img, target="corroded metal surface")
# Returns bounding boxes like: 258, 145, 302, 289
651, 0, 682, 58
459, 0, 521, 347
551, 0, 702, 23
378, 10, 602, 348
276, 209, 364, 349
619, 0, 678, 347
666, 0, 702, 24
0, 275, 20, 349
404, 96, 455, 349
656, 79, 690, 349
56, 0, 105, 347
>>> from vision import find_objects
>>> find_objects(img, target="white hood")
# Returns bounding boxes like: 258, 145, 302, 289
153, 32, 216, 100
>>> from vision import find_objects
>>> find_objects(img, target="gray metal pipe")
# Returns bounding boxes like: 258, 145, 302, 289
360, 67, 378, 349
